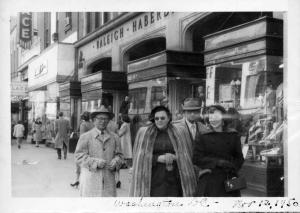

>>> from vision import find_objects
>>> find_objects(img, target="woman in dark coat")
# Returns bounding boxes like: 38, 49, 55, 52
193, 105, 244, 197
130, 106, 197, 197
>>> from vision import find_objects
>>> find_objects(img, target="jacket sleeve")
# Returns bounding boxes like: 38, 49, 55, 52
112, 134, 123, 170
118, 124, 127, 137
75, 135, 106, 170
192, 134, 219, 169
231, 134, 244, 171
54, 121, 58, 134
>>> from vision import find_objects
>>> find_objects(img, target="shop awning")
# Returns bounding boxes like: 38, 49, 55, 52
127, 50, 205, 83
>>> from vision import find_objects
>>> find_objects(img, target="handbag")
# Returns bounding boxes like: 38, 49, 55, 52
224, 175, 247, 192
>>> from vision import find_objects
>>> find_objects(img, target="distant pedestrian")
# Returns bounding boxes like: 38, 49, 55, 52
54, 112, 70, 160
75, 106, 123, 197
13, 121, 25, 149
119, 96, 130, 115
71, 111, 93, 188
33, 117, 43, 147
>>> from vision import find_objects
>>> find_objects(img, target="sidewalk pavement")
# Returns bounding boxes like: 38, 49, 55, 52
11, 139, 131, 197
11, 139, 253, 197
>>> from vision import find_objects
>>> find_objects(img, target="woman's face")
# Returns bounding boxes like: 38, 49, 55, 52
154, 110, 170, 130
208, 109, 223, 129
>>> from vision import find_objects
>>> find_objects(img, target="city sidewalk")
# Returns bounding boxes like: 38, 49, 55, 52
11, 139, 131, 197
11, 139, 253, 197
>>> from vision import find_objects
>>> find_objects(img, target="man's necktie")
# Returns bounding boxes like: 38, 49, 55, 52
191, 124, 196, 140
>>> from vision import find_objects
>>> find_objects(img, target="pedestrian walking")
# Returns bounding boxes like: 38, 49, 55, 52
32, 117, 43, 147
119, 96, 130, 115
115, 114, 132, 188
130, 105, 197, 197
193, 105, 244, 197
54, 112, 70, 160
13, 121, 25, 149
75, 105, 123, 197
173, 98, 208, 154
70, 111, 94, 188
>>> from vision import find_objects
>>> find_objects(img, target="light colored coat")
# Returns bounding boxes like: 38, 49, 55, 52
13, 124, 25, 138
54, 118, 70, 149
75, 127, 123, 197
118, 122, 132, 159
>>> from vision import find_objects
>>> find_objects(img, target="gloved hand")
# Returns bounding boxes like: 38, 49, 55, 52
89, 160, 98, 172
217, 159, 235, 169
97, 159, 107, 169
107, 159, 118, 171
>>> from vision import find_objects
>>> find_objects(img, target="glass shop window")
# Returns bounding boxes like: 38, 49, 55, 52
215, 66, 242, 108
244, 71, 283, 108
150, 86, 167, 109
129, 88, 147, 114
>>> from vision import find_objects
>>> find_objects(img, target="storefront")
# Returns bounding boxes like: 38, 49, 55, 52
203, 17, 284, 196
27, 42, 75, 127
80, 70, 127, 122
127, 50, 204, 124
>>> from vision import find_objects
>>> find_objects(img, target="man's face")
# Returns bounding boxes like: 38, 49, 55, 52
93, 114, 110, 131
184, 110, 200, 123
125, 96, 129, 101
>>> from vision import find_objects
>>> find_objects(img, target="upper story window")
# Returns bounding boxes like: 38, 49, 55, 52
86, 12, 92, 34
103, 12, 110, 24
65, 12, 72, 32
95, 12, 100, 29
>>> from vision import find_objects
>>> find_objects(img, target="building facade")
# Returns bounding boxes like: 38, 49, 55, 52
11, 12, 285, 196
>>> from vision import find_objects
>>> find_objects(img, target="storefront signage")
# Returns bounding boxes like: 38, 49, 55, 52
204, 40, 266, 66
248, 59, 266, 75
11, 81, 28, 97
95, 12, 174, 50
34, 61, 48, 78
19, 12, 32, 49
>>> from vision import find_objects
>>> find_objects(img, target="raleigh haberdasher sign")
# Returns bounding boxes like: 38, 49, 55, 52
19, 12, 32, 49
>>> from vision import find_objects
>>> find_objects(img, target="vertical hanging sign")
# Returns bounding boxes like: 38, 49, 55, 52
19, 12, 32, 49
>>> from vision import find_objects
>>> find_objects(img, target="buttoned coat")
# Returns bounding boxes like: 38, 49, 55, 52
54, 118, 70, 149
75, 127, 123, 197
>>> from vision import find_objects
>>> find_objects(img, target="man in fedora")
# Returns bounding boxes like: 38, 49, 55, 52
174, 98, 207, 151
55, 112, 71, 159
75, 105, 123, 197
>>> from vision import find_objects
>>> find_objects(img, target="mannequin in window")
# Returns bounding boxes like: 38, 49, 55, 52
264, 85, 276, 115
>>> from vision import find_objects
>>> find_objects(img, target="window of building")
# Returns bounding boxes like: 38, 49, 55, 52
86, 12, 92, 34
45, 29, 50, 48
95, 12, 100, 29
44, 13, 51, 48
65, 12, 72, 32
151, 86, 167, 109
129, 88, 147, 114
103, 12, 110, 24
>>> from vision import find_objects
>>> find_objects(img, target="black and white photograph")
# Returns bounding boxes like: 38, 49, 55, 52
1, 0, 300, 212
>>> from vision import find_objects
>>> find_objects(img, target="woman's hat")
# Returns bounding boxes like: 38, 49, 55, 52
182, 98, 203, 111
90, 105, 114, 120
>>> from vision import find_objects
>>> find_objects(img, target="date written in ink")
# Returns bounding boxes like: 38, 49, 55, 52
233, 198, 299, 209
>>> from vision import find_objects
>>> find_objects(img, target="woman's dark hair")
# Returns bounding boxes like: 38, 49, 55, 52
203, 105, 229, 129
81, 111, 90, 121
121, 114, 130, 123
149, 105, 172, 123
17, 120, 22, 124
